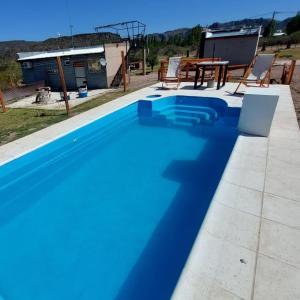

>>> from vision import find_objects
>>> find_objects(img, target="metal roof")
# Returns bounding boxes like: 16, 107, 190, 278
206, 27, 261, 39
17, 45, 105, 61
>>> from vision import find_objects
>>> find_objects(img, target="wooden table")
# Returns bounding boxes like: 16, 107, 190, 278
194, 61, 229, 90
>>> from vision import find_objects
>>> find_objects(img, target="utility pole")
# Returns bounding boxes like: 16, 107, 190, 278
70, 24, 74, 48
57, 33, 62, 49
271, 11, 276, 21
56, 56, 70, 116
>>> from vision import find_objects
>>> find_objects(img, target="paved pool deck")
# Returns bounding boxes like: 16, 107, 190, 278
1, 82, 300, 300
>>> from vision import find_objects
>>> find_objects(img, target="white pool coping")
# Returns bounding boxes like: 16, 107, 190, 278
1, 82, 300, 299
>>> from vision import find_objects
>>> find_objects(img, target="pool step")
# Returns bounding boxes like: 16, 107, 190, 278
168, 116, 200, 127
141, 113, 214, 128
152, 109, 216, 126
163, 110, 213, 122
155, 107, 216, 117
157, 104, 218, 118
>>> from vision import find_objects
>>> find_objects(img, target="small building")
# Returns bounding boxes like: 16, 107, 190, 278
17, 42, 129, 90
199, 27, 261, 65
273, 30, 286, 37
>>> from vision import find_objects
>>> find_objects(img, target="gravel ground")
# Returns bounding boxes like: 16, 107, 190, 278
288, 67, 300, 126
271, 63, 300, 127
129, 72, 159, 89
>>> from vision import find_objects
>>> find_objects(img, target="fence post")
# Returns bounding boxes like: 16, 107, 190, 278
121, 51, 127, 92
56, 56, 70, 116
185, 62, 190, 80
143, 48, 147, 76
0, 89, 7, 112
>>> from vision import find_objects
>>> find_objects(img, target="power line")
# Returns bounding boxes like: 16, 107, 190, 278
246, 10, 298, 19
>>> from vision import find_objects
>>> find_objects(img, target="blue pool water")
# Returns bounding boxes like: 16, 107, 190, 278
0, 96, 239, 300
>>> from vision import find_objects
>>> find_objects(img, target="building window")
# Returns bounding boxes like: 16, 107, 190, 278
47, 69, 58, 74
64, 58, 71, 66
22, 61, 33, 69
88, 60, 101, 73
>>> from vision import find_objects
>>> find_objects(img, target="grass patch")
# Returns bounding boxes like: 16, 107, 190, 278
0, 86, 149, 145
259, 47, 300, 60
0, 109, 67, 145
276, 48, 300, 60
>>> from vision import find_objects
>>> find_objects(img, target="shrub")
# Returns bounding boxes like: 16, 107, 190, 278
286, 14, 300, 35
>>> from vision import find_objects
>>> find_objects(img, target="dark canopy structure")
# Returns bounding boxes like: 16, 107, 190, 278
95, 21, 146, 48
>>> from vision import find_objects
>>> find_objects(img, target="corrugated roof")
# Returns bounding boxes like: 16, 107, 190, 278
206, 27, 261, 39
17, 45, 105, 61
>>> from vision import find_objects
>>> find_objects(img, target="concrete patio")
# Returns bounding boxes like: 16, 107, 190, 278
0, 82, 299, 300
7, 88, 114, 110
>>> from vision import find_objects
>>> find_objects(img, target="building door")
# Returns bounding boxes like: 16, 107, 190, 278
74, 62, 87, 87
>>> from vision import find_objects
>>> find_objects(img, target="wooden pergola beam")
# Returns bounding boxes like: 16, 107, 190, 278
56, 56, 70, 116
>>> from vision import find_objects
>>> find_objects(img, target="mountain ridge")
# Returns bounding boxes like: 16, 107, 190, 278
0, 17, 292, 60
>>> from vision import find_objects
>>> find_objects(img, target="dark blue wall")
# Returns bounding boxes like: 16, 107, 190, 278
20, 53, 108, 91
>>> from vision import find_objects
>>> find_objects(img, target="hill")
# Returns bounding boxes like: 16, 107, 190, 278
0, 32, 120, 60
0, 16, 294, 61
209, 18, 271, 30
147, 17, 291, 41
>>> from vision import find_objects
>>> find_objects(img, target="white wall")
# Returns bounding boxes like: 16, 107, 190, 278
104, 42, 129, 87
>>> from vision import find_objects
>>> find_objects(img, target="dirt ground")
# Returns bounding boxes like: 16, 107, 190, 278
129, 72, 159, 89
283, 66, 300, 126
268, 63, 300, 127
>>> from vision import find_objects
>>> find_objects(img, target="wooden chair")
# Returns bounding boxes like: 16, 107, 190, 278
234, 54, 276, 94
160, 57, 182, 89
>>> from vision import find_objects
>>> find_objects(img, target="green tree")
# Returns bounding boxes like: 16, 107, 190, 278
286, 13, 300, 35
289, 30, 300, 44
263, 20, 276, 37
187, 25, 202, 47
147, 50, 158, 71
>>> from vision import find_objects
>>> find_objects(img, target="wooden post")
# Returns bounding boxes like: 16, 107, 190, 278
56, 56, 70, 115
185, 62, 190, 80
159, 61, 166, 81
143, 48, 147, 76
0, 89, 7, 113
286, 60, 296, 85
121, 51, 127, 92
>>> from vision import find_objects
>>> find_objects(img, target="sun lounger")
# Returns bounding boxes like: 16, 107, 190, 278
234, 54, 276, 93
161, 57, 182, 89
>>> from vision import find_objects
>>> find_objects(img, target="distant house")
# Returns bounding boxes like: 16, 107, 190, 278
17, 42, 129, 90
273, 30, 286, 37
199, 27, 261, 65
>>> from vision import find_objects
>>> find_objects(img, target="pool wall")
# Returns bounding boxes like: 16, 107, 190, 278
0, 92, 239, 300
1, 83, 292, 300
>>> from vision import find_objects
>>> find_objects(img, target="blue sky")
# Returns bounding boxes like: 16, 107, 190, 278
1, 0, 299, 41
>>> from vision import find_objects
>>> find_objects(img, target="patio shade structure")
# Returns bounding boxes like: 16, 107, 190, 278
56, 56, 70, 115
95, 21, 147, 79
95, 21, 146, 47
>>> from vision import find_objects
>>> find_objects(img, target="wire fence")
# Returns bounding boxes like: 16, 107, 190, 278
3, 81, 45, 103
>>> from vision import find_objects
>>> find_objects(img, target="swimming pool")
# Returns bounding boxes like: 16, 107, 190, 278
0, 96, 239, 300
